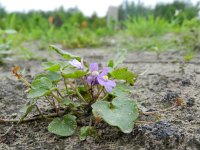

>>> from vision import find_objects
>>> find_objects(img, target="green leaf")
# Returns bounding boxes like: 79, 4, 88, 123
61, 99, 74, 106
110, 68, 137, 85
92, 97, 139, 133
46, 71, 62, 83
50, 45, 80, 61
78, 86, 91, 100
34, 71, 62, 84
111, 83, 131, 97
108, 49, 127, 68
48, 114, 77, 137
60, 99, 80, 108
31, 77, 52, 89
107, 60, 114, 68
62, 67, 86, 78
28, 89, 50, 99
42, 62, 61, 71
79, 126, 97, 141
27, 77, 53, 98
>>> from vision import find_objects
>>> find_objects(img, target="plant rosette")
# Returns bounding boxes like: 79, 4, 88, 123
12, 45, 139, 140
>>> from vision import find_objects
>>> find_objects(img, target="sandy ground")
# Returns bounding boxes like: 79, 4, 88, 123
1, 45, 200, 150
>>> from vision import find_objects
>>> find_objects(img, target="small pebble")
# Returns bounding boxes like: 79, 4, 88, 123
187, 98, 195, 107
181, 78, 191, 86
163, 90, 179, 103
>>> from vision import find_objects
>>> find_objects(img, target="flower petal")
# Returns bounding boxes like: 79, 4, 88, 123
97, 77, 106, 86
107, 80, 116, 87
87, 76, 95, 84
100, 67, 109, 76
90, 63, 98, 72
69, 59, 83, 69
105, 85, 112, 92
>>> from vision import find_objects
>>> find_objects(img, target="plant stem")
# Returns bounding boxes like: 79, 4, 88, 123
20, 77, 31, 87
56, 89, 64, 98
89, 116, 93, 126
0, 124, 15, 138
136, 121, 155, 124
67, 79, 75, 89
35, 104, 44, 118
0, 112, 65, 124
51, 93, 62, 103
142, 104, 177, 115
45, 96, 54, 107
81, 78, 92, 102
51, 93, 61, 113
75, 88, 87, 103
63, 78, 68, 91
74, 80, 87, 103
90, 83, 95, 102
96, 86, 104, 100
101, 93, 109, 101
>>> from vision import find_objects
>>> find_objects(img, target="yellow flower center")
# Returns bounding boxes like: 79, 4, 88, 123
92, 71, 99, 76
103, 75, 108, 81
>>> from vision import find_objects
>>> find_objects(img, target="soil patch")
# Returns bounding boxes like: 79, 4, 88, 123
1, 47, 200, 149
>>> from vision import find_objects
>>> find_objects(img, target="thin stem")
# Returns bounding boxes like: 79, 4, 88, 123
101, 92, 109, 101
0, 112, 65, 124
51, 93, 62, 103
96, 86, 104, 100
81, 78, 92, 102
75, 88, 87, 103
81, 77, 88, 89
136, 121, 155, 125
51, 93, 61, 113
89, 116, 93, 126
35, 104, 44, 118
63, 78, 68, 91
0, 124, 15, 137
74, 80, 87, 103
90, 82, 95, 101
142, 104, 177, 115
20, 78, 31, 87
51, 96, 56, 108
68, 80, 75, 89
45, 96, 54, 106
86, 83, 93, 102
56, 89, 64, 99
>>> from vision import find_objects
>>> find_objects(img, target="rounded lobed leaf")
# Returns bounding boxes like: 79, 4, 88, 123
79, 126, 97, 141
62, 67, 86, 78
31, 77, 52, 89
111, 82, 132, 97
27, 77, 53, 98
46, 71, 62, 83
92, 97, 139, 133
48, 114, 77, 137
110, 68, 137, 85
42, 62, 61, 71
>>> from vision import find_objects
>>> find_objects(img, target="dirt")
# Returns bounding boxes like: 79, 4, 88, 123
1, 44, 200, 150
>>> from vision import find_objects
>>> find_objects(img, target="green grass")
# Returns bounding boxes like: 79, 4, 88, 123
1, 9, 200, 63
124, 15, 170, 37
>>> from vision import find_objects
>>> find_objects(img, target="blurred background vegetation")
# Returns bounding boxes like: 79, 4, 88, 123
0, 0, 200, 62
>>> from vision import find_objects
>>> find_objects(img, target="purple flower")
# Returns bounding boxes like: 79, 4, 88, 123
97, 67, 116, 92
69, 59, 84, 69
87, 63, 99, 84
87, 63, 116, 92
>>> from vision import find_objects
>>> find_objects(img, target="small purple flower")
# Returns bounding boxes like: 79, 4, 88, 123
97, 67, 116, 92
87, 63, 116, 92
69, 59, 84, 69
90, 63, 99, 74
87, 63, 99, 84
